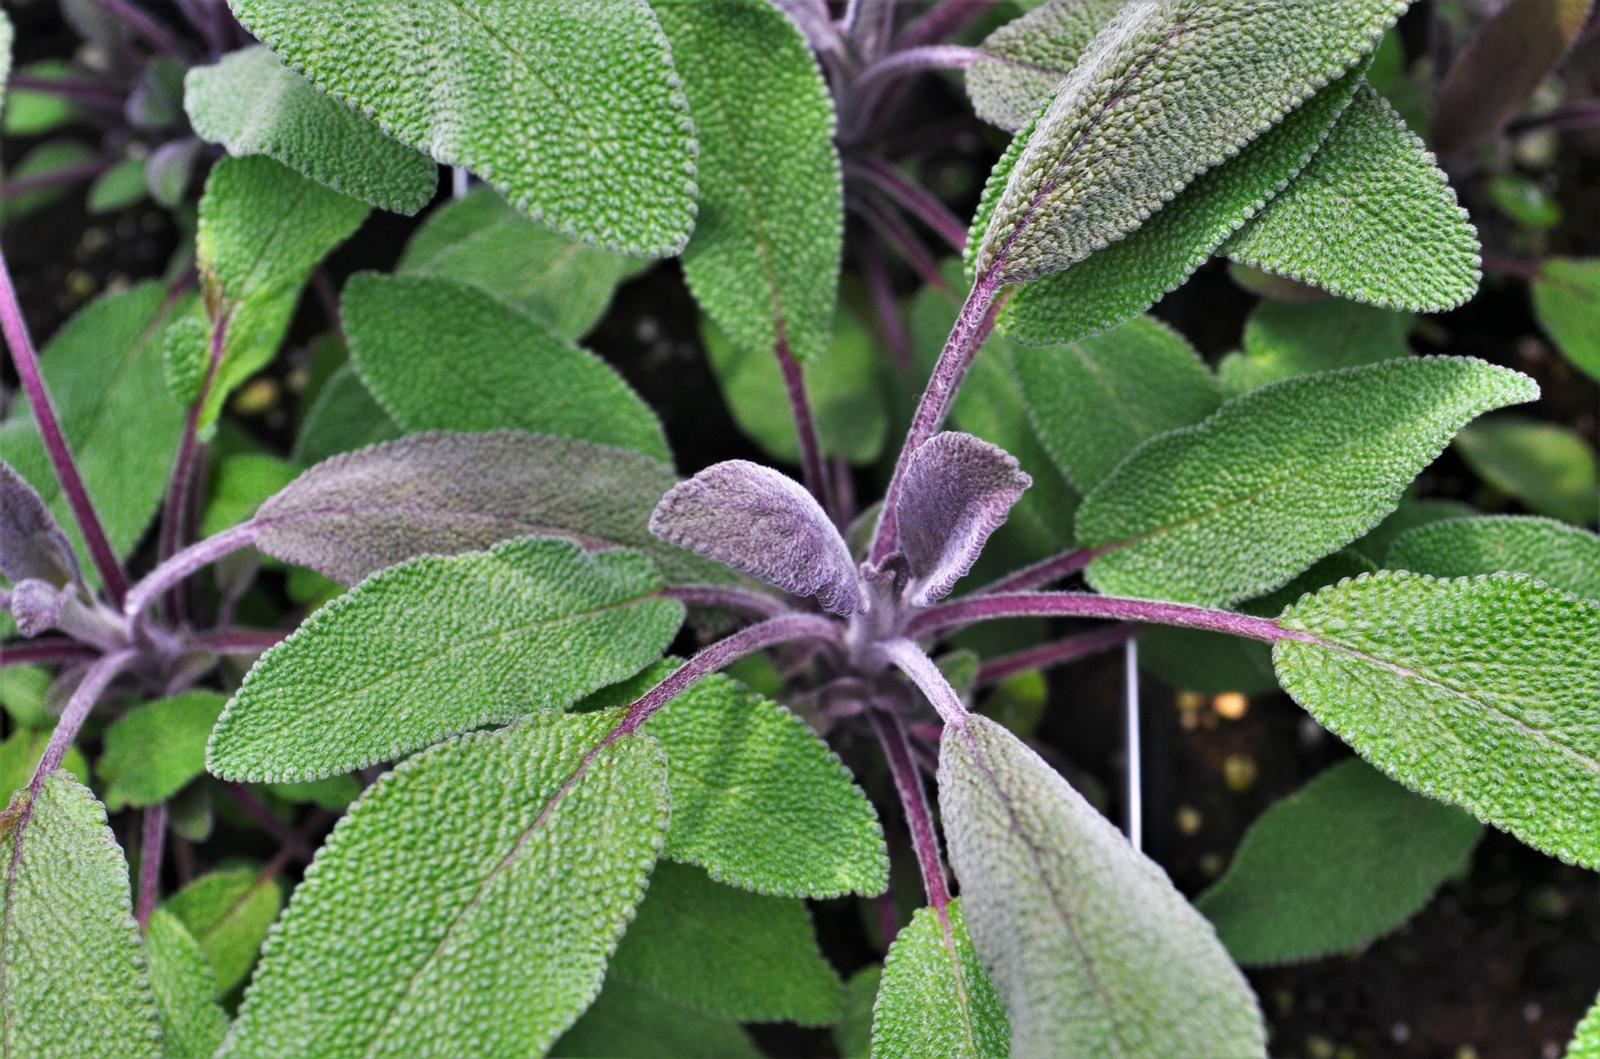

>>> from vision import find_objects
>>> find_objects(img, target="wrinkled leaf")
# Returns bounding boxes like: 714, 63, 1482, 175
872, 900, 1010, 1059
1350, 495, 1477, 564
98, 692, 227, 809
164, 866, 285, 997
1388, 515, 1600, 598
897, 432, 1031, 605
1570, 993, 1600, 1059
965, 0, 1123, 131
1454, 416, 1599, 526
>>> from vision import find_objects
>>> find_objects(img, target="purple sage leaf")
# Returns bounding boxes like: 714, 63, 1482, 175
896, 432, 1030, 606
651, 461, 862, 616
8, 578, 73, 637
0, 459, 80, 586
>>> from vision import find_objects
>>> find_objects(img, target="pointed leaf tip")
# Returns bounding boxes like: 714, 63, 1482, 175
651, 460, 862, 615
897, 433, 1030, 606
0, 460, 80, 586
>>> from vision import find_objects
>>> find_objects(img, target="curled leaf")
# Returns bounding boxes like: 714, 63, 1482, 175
0, 460, 79, 586
897, 433, 1030, 605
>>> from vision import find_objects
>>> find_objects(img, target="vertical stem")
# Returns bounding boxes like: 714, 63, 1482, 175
137, 804, 167, 931
776, 332, 837, 518
92, 0, 192, 55
160, 320, 228, 619
869, 708, 951, 912
1123, 638, 1142, 852
898, 0, 1004, 48
860, 240, 912, 372
847, 159, 968, 253
24, 650, 139, 804
0, 251, 129, 606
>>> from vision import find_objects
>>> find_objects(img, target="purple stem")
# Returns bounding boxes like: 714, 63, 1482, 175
222, 783, 314, 862
0, 252, 129, 606
878, 637, 969, 731
849, 194, 949, 293
0, 638, 100, 668
1507, 100, 1600, 135
898, 0, 1004, 48
0, 158, 116, 200
5, 74, 124, 107
908, 591, 1309, 644
977, 545, 1100, 595
846, 159, 968, 254
192, 628, 287, 656
124, 521, 262, 626
661, 585, 794, 621
22, 649, 138, 806
869, 707, 951, 911
853, 45, 981, 97
136, 803, 167, 931
92, 0, 191, 56
869, 270, 1003, 564
776, 332, 837, 518
159, 319, 229, 619
860, 240, 912, 372
975, 624, 1136, 687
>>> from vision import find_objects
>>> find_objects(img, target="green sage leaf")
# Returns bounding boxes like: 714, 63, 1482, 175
146, 909, 230, 1058
164, 866, 285, 997
98, 691, 227, 809
1532, 258, 1600, 383
1388, 515, 1600, 598
872, 899, 1010, 1059
1453, 416, 1600, 526
1217, 298, 1413, 396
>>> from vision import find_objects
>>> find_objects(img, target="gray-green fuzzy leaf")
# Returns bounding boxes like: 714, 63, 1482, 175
656, 0, 842, 365
208, 536, 682, 782
343, 272, 669, 461
1217, 297, 1413, 396
164, 866, 285, 997
872, 899, 1010, 1059
228, 0, 697, 256
397, 188, 647, 340
1195, 758, 1481, 965
1077, 357, 1537, 606
965, 0, 1123, 132
0, 773, 163, 1058
185, 45, 436, 214
939, 714, 1266, 1058
973, 0, 1405, 283
146, 909, 230, 1058
1388, 516, 1600, 598
98, 691, 227, 809
1224, 85, 1479, 312
219, 711, 669, 1057
1017, 314, 1218, 492
1273, 571, 1600, 868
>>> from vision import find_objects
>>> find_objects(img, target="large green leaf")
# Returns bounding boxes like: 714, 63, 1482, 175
164, 866, 285, 997
396, 188, 646, 340
1453, 416, 1600, 526
1274, 571, 1600, 868
1532, 258, 1600, 383
208, 537, 683, 782
343, 272, 669, 461
1195, 759, 1481, 965
584, 661, 889, 899
551, 979, 760, 1058
98, 691, 227, 809
0, 773, 163, 1058
185, 45, 437, 214
1077, 357, 1536, 606
1217, 298, 1413, 396
971, 0, 1404, 284
872, 900, 1010, 1059
938, 714, 1265, 1058
1017, 314, 1218, 492
608, 861, 841, 1025
229, 0, 697, 256
221, 711, 670, 1056
656, 0, 841, 365
145, 909, 230, 1058
197, 155, 368, 427
1223, 85, 1480, 312
1388, 515, 1600, 598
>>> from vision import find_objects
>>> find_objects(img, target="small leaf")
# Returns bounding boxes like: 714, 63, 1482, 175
897, 432, 1031, 605
965, 0, 1124, 132
1454, 416, 1600, 526
938, 714, 1266, 1058
1274, 571, 1600, 868
608, 861, 841, 1025
208, 536, 682, 782
1224, 85, 1480, 312
86, 157, 149, 214
160, 313, 210, 408
98, 691, 227, 809
1570, 993, 1600, 1059
1217, 298, 1413, 396
651, 461, 861, 615
656, 0, 842, 365
343, 272, 669, 461
145, 909, 230, 1058
0, 773, 164, 1057
197, 156, 368, 428
1388, 515, 1600, 598
0, 459, 79, 585
7, 579, 72, 638
1195, 758, 1481, 965
585, 660, 889, 899
266, 776, 361, 812
289, 364, 399, 467
185, 45, 437, 214
255, 431, 727, 587
3, 60, 79, 136
1017, 314, 1218, 492
229, 0, 697, 255
222, 711, 670, 1057
0, 140, 95, 221
1532, 258, 1600, 383
1078, 357, 1537, 606
551, 979, 760, 1059
872, 900, 1010, 1059
972, 0, 1404, 283
397, 188, 647, 340
164, 866, 285, 997
0, 727, 89, 803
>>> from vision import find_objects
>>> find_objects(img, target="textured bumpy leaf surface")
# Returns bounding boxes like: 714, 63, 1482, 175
165, 866, 285, 997
1453, 416, 1600, 527
965, 0, 1122, 131
255, 431, 727, 587
1571, 993, 1600, 1059
209, 537, 682, 781
98, 691, 227, 809
221, 712, 669, 1057
972, 0, 1404, 283
197, 156, 367, 426
651, 461, 862, 615
608, 861, 840, 1025
397, 188, 646, 340
0, 773, 163, 1058
343, 272, 668, 460
656, 0, 841, 364
586, 661, 888, 898
1532, 258, 1600, 383
1077, 358, 1536, 606
1223, 86, 1479, 312
229, 0, 696, 255
1196, 759, 1481, 965
0, 284, 184, 574
1274, 572, 1600, 868
0, 729, 89, 803
939, 715, 1266, 1058
1018, 315, 1218, 492
872, 900, 1010, 1059
897, 432, 1031, 605
146, 908, 230, 1058
185, 45, 436, 213
551, 979, 760, 1058
1389, 516, 1600, 598
1218, 298, 1412, 395
1351, 495, 1477, 564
